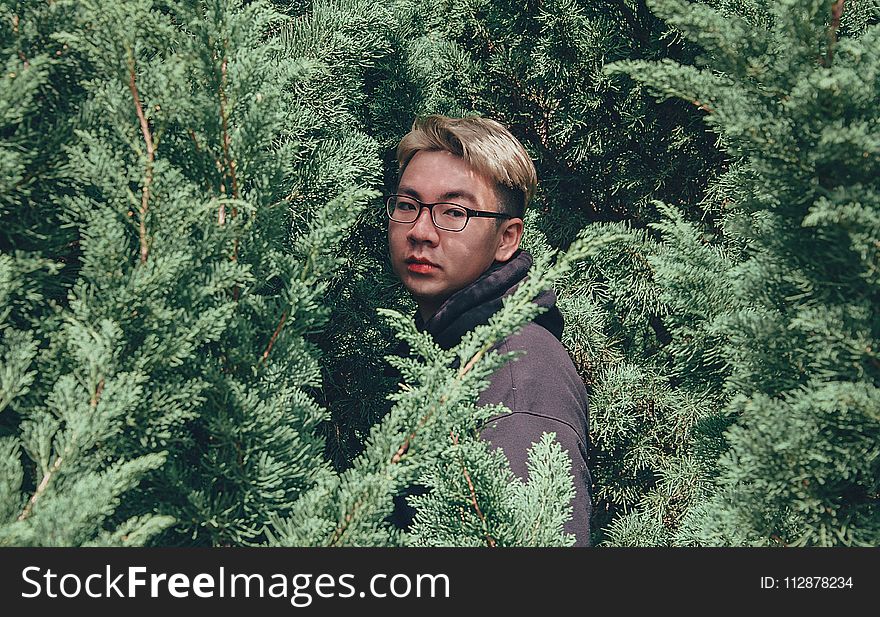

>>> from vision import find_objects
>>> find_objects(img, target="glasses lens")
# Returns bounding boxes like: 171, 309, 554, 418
433, 204, 468, 231
387, 196, 419, 222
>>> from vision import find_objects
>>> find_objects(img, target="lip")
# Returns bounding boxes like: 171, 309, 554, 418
405, 256, 440, 273
406, 257, 440, 266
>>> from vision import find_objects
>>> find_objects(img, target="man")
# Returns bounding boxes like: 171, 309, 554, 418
386, 115, 592, 546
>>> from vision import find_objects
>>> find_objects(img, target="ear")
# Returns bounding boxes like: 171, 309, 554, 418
494, 217, 524, 262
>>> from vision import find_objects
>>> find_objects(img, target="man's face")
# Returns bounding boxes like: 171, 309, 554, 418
388, 149, 522, 320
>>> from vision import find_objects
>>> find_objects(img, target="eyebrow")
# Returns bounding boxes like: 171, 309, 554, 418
396, 186, 479, 204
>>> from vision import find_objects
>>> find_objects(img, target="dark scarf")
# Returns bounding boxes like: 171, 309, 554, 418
415, 249, 564, 350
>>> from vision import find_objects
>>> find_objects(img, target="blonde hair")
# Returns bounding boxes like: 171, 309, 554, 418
396, 115, 537, 219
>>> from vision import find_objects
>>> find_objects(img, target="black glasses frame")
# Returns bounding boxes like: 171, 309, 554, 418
385, 194, 513, 232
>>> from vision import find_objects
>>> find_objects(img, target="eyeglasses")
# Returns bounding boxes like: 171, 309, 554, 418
385, 194, 512, 232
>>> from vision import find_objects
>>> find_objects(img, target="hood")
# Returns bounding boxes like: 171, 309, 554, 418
416, 249, 564, 350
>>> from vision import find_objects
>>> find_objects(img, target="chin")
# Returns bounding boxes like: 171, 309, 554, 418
404, 279, 444, 301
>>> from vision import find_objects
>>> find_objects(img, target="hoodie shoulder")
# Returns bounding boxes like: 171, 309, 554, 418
479, 322, 589, 444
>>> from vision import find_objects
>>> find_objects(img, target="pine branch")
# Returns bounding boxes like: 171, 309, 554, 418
457, 346, 487, 379
127, 53, 155, 264
18, 377, 105, 522
330, 343, 495, 545
390, 345, 489, 464
451, 432, 496, 547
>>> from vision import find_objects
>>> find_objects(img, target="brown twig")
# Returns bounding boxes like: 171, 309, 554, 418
458, 347, 487, 377
19, 377, 106, 520
218, 57, 239, 205
451, 432, 496, 547
188, 128, 202, 152
90, 379, 105, 409
328, 508, 358, 546
17, 456, 62, 521
770, 534, 787, 546
259, 310, 288, 365
127, 54, 155, 264
217, 54, 240, 300
391, 345, 491, 464
692, 99, 714, 114
391, 415, 432, 464
823, 1, 846, 67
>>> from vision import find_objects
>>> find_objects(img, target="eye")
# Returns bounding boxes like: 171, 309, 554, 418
395, 198, 417, 211
442, 206, 466, 218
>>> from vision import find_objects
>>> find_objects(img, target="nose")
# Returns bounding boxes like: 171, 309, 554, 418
406, 205, 440, 245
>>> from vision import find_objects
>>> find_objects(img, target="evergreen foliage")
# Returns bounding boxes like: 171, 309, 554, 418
0, 0, 581, 546
387, 0, 727, 240
1, 0, 877, 547
0, 0, 381, 546
603, 0, 880, 546
275, 0, 408, 471
409, 433, 576, 547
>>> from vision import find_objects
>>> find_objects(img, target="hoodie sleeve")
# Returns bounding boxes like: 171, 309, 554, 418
480, 412, 592, 547
477, 324, 593, 547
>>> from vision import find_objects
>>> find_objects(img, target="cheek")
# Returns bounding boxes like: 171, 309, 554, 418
456, 230, 498, 266
387, 226, 404, 256
388, 228, 411, 280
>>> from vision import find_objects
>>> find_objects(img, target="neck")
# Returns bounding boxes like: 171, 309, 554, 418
417, 300, 441, 322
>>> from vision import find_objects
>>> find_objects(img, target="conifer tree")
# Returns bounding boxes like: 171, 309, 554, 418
0, 0, 175, 546
603, 0, 880, 546
1, 0, 582, 547
0, 0, 378, 546
386, 0, 727, 240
